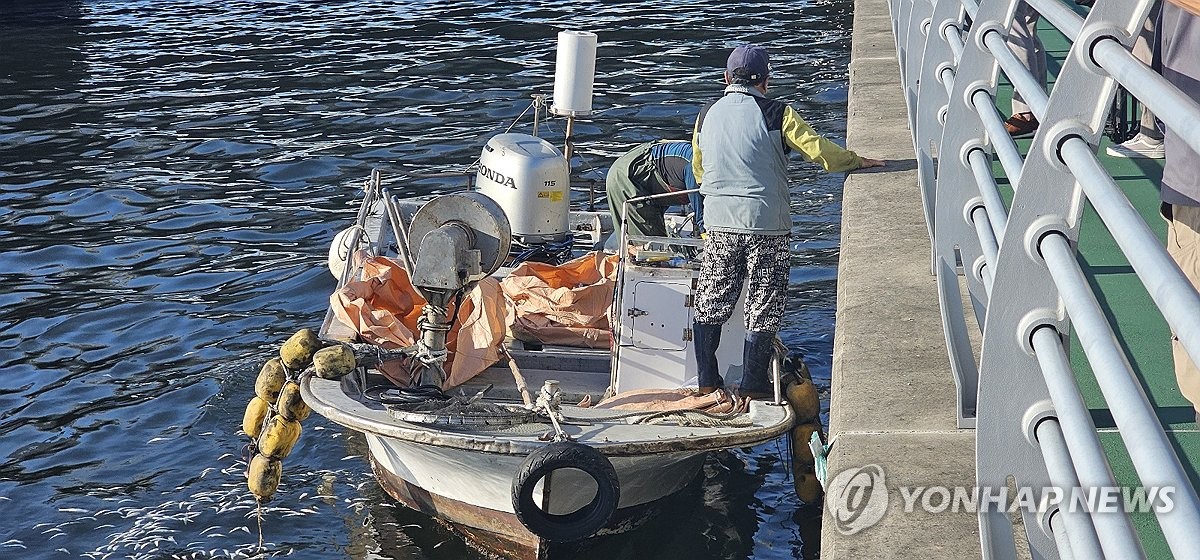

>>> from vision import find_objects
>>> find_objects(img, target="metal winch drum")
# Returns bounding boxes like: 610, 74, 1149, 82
475, 133, 570, 242
407, 191, 512, 293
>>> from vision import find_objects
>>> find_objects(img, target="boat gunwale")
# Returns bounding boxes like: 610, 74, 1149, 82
300, 372, 796, 457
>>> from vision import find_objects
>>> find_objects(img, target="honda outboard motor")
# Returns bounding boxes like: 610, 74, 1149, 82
476, 133, 570, 245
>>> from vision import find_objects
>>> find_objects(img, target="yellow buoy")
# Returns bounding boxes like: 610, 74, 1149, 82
785, 377, 820, 424
312, 344, 357, 379
247, 453, 282, 502
280, 328, 323, 370
254, 358, 287, 402
782, 358, 825, 505
257, 415, 302, 459
791, 422, 824, 504
277, 381, 310, 422
241, 396, 273, 439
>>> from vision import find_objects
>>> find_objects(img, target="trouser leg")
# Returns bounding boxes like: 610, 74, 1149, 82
694, 231, 749, 390
1008, 7, 1045, 115
1167, 204, 1200, 412
694, 231, 749, 325
628, 204, 669, 238
605, 156, 643, 237
742, 233, 791, 333
605, 147, 668, 239
739, 233, 791, 393
1134, 3, 1161, 138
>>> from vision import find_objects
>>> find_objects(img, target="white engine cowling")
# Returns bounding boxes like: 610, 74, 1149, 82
476, 133, 569, 242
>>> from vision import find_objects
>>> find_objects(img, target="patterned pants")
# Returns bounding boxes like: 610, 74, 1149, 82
694, 230, 791, 333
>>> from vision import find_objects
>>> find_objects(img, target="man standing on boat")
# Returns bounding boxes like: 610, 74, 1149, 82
606, 139, 704, 238
690, 44, 884, 398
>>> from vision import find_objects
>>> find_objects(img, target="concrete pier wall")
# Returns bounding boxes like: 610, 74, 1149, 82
821, 1, 981, 557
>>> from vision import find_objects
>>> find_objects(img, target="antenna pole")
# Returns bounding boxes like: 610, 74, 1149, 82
561, 115, 589, 211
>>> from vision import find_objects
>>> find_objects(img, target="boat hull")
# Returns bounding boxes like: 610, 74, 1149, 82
365, 433, 708, 559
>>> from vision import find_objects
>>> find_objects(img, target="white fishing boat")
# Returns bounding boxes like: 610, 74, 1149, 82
297, 31, 806, 560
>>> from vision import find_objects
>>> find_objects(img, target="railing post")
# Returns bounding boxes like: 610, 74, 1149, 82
895, 1, 918, 130
913, 0, 970, 248
903, 1, 938, 139
931, 0, 1029, 429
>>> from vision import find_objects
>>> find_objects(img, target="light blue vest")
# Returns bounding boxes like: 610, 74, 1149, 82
695, 86, 791, 235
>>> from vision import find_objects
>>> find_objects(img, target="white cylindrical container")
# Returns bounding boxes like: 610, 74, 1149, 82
476, 133, 570, 241
550, 30, 597, 116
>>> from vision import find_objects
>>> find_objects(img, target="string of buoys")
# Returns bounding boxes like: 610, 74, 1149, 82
238, 328, 362, 550
240, 329, 362, 502
242, 329, 321, 503
782, 358, 825, 505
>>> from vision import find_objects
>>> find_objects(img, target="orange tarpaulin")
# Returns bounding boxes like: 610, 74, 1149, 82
330, 256, 507, 389
500, 251, 619, 349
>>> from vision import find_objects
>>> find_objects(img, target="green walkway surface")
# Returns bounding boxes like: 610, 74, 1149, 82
993, 17, 1200, 557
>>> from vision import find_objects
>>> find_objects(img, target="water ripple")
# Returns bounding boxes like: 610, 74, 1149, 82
0, 1, 853, 558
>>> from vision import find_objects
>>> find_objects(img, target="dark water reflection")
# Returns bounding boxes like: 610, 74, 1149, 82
0, 1, 853, 558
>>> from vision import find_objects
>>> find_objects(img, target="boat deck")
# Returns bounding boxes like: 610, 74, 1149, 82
463, 342, 613, 404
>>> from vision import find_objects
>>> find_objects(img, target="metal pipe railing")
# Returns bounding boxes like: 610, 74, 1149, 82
1040, 232, 1200, 559
941, 66, 957, 96
1092, 37, 1200, 160
905, 0, 1199, 557
944, 22, 965, 62
961, 0, 979, 21
1030, 326, 1145, 558
982, 28, 1049, 120
1059, 138, 1200, 378
970, 89, 1024, 184
1034, 419, 1112, 560
1028, 0, 1084, 41
966, 148, 1008, 238
970, 205, 999, 274
1048, 511, 1076, 560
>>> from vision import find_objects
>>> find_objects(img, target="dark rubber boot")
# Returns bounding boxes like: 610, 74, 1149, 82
738, 331, 776, 398
693, 322, 724, 392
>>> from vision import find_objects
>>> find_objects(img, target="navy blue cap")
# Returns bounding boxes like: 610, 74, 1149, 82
726, 44, 770, 85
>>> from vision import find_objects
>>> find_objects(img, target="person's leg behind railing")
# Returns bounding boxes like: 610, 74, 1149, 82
1108, 2, 1167, 159
1004, 4, 1046, 138
1159, 0, 1200, 423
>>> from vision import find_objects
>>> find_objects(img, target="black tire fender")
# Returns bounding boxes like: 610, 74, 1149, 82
511, 441, 620, 542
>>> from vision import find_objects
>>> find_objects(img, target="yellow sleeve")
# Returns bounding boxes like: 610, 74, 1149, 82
781, 105, 863, 172
691, 117, 704, 185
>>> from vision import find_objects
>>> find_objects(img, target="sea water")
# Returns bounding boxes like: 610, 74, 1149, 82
0, 1, 854, 558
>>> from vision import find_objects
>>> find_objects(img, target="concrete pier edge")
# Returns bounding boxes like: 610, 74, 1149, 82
822, 0, 981, 557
